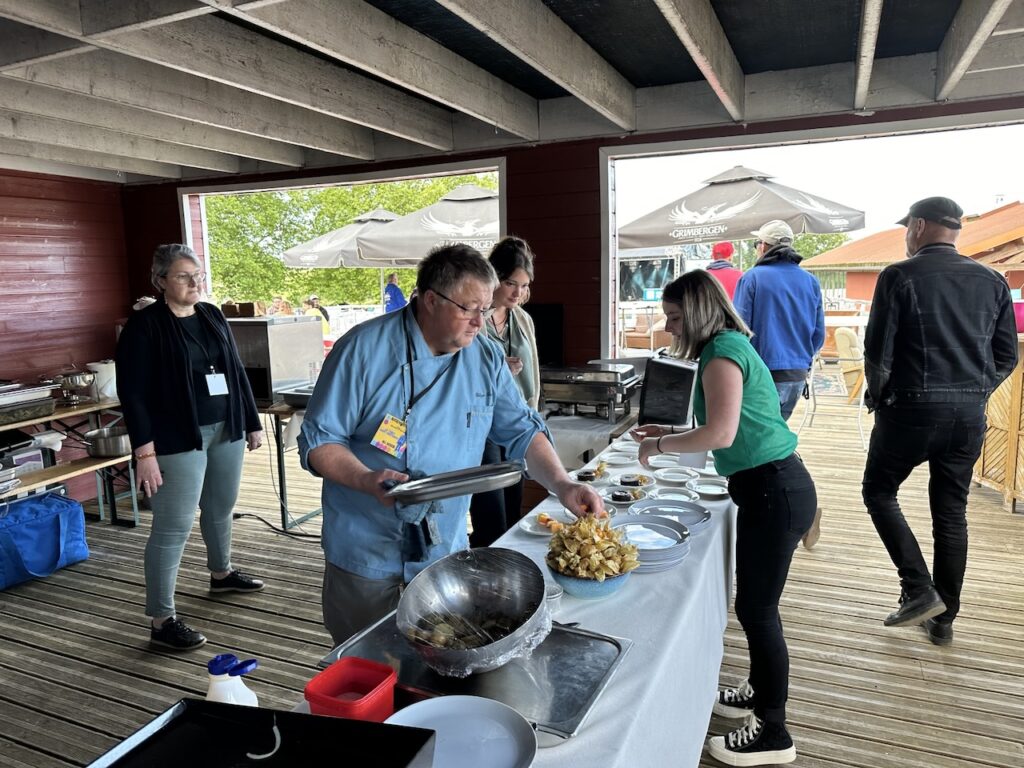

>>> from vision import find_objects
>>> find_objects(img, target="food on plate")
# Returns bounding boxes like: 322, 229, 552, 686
576, 469, 597, 482
617, 473, 652, 487
536, 513, 565, 532
611, 489, 634, 503
546, 517, 640, 581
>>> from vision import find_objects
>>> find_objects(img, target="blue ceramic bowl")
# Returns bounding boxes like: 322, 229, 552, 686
548, 567, 631, 600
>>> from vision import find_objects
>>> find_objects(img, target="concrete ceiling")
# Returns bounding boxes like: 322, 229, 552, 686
0, 0, 1021, 182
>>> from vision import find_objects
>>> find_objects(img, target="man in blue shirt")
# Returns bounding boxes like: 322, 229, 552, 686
300, 244, 603, 644
384, 272, 408, 313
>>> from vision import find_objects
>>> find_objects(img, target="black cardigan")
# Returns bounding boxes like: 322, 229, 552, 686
115, 297, 261, 455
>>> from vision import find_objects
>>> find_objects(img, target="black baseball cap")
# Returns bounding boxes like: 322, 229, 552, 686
897, 196, 963, 229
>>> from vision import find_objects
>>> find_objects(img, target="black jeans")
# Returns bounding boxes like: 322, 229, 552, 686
728, 453, 817, 725
468, 441, 524, 547
861, 403, 986, 623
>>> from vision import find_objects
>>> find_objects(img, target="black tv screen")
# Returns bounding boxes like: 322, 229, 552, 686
638, 357, 699, 427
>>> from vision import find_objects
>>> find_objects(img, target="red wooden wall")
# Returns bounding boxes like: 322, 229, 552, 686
0, 169, 130, 499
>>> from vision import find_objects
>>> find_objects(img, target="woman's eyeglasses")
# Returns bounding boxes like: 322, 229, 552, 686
431, 288, 495, 320
168, 272, 207, 285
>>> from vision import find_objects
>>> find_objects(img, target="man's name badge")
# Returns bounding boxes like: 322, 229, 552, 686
372, 414, 407, 458
205, 372, 228, 396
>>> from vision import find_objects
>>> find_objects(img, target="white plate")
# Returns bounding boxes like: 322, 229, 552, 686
610, 438, 640, 453
609, 472, 655, 488
653, 467, 700, 486
518, 511, 556, 536
562, 505, 617, 520
649, 487, 701, 503
599, 485, 649, 505
647, 453, 680, 469
695, 466, 721, 478
686, 477, 730, 500
385, 695, 537, 768
600, 452, 636, 466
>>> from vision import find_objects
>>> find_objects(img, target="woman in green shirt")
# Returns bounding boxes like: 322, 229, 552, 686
633, 269, 817, 767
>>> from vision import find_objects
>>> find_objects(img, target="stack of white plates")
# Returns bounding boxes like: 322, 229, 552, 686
629, 498, 712, 534
611, 513, 691, 573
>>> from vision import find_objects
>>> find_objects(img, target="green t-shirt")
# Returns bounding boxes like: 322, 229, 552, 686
693, 330, 797, 477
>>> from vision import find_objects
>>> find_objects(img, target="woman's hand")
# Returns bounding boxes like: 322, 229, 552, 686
637, 436, 664, 468
505, 356, 524, 376
629, 423, 672, 441
136, 456, 162, 498
246, 430, 264, 451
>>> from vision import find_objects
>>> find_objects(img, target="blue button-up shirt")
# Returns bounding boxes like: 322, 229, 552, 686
298, 304, 547, 582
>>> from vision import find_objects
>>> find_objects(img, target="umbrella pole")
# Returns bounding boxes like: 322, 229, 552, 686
379, 268, 385, 310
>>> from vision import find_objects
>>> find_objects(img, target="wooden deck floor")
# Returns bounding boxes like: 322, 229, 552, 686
1, 399, 1021, 767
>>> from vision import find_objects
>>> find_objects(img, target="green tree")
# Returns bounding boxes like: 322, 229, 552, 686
205, 173, 498, 306
731, 232, 851, 271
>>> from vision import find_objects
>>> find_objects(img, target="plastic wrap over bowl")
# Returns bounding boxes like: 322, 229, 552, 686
397, 548, 551, 678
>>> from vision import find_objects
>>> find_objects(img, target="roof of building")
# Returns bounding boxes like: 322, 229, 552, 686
804, 202, 1024, 271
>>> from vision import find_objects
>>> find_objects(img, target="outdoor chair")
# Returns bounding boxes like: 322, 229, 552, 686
797, 327, 868, 450
623, 312, 672, 351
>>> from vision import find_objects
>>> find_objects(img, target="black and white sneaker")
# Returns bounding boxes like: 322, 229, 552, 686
210, 570, 265, 593
714, 678, 756, 719
150, 617, 207, 651
707, 714, 796, 766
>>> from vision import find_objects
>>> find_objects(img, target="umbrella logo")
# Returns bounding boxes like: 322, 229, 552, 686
419, 212, 498, 250
667, 193, 762, 240
790, 192, 840, 215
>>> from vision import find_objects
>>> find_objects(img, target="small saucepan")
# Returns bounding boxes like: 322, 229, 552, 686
83, 426, 131, 458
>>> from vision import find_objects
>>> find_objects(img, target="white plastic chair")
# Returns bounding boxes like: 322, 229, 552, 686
797, 329, 868, 450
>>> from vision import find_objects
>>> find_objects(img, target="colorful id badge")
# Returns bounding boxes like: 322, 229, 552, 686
205, 372, 228, 396
371, 413, 407, 458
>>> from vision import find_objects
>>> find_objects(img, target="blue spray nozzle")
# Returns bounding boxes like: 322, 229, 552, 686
207, 653, 240, 675
229, 658, 259, 676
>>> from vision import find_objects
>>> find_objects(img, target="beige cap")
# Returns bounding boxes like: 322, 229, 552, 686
750, 220, 794, 245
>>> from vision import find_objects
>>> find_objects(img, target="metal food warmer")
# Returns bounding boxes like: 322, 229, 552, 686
540, 363, 641, 423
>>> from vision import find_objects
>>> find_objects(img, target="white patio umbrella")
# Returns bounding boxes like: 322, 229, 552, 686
280, 208, 398, 268
356, 184, 499, 265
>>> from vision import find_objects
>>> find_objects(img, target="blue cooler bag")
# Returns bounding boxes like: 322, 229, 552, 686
0, 492, 89, 591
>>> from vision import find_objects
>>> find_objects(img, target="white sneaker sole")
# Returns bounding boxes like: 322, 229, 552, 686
713, 701, 755, 719
707, 736, 796, 766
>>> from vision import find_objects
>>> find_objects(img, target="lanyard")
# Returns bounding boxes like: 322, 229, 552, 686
403, 313, 458, 418
179, 316, 218, 373
489, 311, 514, 355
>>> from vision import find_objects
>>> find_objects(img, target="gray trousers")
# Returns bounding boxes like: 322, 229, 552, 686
145, 421, 245, 617
322, 560, 403, 646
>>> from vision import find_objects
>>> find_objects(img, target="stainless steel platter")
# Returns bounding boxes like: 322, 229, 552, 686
385, 461, 524, 504
321, 610, 632, 742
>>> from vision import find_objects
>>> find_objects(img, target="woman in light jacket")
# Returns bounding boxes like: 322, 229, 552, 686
116, 244, 265, 651
468, 236, 541, 546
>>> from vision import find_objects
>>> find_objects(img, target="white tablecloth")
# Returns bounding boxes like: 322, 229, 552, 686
495, 449, 736, 767
546, 415, 636, 469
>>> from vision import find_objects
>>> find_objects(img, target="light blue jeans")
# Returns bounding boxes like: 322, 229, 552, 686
144, 421, 245, 617
775, 380, 806, 421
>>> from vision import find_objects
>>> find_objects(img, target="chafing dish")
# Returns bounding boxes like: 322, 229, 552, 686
541, 363, 641, 423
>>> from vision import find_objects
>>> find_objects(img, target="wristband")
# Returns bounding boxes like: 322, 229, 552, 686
656, 436, 663, 453
135, 452, 157, 460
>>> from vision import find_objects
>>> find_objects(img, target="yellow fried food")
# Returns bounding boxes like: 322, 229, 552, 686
546, 517, 640, 582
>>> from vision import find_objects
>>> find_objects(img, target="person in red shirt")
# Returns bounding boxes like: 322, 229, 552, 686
706, 241, 743, 300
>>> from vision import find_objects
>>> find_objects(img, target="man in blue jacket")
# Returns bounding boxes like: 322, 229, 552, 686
862, 197, 1017, 645
733, 220, 825, 420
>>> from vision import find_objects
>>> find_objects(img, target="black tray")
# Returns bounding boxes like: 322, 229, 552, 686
86, 699, 434, 768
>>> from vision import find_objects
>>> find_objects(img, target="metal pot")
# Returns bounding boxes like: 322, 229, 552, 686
51, 370, 96, 389
83, 426, 131, 458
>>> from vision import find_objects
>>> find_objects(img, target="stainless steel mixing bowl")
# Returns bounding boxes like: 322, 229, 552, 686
396, 548, 551, 677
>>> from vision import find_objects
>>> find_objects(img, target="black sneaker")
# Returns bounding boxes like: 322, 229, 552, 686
922, 618, 953, 646
883, 586, 945, 627
707, 714, 796, 766
210, 570, 265, 593
714, 678, 756, 719
151, 617, 207, 651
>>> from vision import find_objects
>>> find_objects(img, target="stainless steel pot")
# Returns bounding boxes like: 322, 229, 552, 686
52, 370, 96, 389
83, 426, 131, 458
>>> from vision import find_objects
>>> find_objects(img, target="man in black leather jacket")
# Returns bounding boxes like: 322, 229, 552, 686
862, 197, 1018, 645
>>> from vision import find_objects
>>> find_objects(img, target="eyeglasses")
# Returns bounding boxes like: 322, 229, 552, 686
168, 271, 206, 285
431, 288, 496, 320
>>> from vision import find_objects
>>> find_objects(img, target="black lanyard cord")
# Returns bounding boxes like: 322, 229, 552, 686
403, 313, 459, 418
179, 316, 219, 372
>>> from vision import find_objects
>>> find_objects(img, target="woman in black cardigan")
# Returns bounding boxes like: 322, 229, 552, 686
116, 244, 265, 651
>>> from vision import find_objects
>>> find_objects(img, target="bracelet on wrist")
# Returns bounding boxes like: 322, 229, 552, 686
135, 451, 156, 460
656, 436, 663, 453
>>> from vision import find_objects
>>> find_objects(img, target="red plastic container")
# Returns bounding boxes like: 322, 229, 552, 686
1013, 301, 1024, 333
304, 656, 397, 722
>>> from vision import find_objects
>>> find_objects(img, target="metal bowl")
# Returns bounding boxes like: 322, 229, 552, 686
52, 370, 96, 389
397, 548, 551, 678
84, 426, 131, 458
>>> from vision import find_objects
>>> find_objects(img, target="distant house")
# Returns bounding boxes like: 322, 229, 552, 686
804, 202, 1024, 301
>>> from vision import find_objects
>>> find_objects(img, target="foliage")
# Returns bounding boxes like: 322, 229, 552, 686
205, 173, 498, 306
731, 232, 851, 271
